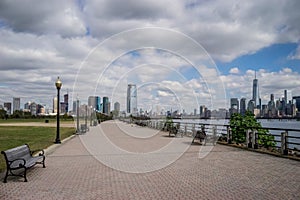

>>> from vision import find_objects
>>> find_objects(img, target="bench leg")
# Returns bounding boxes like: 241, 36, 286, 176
42, 156, 46, 168
24, 168, 28, 182
3, 170, 8, 183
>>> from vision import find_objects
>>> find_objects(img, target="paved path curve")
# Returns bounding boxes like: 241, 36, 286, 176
1, 120, 299, 199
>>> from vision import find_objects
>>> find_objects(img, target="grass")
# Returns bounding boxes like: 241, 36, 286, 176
0, 126, 76, 172
0, 118, 74, 123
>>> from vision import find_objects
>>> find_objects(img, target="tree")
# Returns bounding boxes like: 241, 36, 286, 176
164, 117, 174, 131
229, 111, 275, 148
0, 109, 7, 119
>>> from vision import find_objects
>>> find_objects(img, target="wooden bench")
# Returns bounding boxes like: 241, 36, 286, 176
80, 124, 89, 133
169, 123, 183, 137
192, 130, 206, 144
1, 144, 45, 183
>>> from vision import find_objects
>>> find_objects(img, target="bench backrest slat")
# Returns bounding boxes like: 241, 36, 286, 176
3, 145, 31, 162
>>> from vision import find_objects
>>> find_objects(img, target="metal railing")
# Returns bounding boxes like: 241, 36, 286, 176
122, 118, 300, 157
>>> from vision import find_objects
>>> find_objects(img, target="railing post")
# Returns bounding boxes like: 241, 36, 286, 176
212, 125, 217, 144
246, 129, 252, 148
227, 126, 232, 144
253, 130, 258, 149
213, 125, 217, 136
192, 124, 195, 136
281, 131, 288, 155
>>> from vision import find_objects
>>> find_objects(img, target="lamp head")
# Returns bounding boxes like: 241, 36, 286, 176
55, 76, 62, 89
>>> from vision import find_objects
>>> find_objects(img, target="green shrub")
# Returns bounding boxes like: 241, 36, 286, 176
229, 111, 275, 148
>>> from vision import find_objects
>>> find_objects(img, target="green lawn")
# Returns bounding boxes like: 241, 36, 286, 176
0, 126, 76, 172
0, 118, 74, 123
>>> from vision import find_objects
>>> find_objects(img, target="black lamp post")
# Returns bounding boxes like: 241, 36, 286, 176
55, 77, 62, 144
76, 97, 80, 133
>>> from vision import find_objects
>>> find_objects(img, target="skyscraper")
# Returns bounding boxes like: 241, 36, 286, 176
293, 96, 300, 112
13, 97, 20, 112
53, 97, 58, 113
252, 72, 261, 109
114, 102, 120, 117
114, 102, 120, 112
103, 96, 110, 114
127, 84, 137, 115
88, 96, 101, 111
240, 98, 246, 115
64, 93, 69, 113
199, 105, 206, 118
230, 98, 239, 115
4, 102, 11, 114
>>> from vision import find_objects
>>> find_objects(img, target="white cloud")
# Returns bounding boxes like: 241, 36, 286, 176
288, 44, 300, 60
229, 67, 240, 74
0, 0, 86, 37
0, 0, 299, 112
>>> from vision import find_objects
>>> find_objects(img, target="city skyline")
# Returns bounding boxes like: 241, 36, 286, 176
1, 80, 298, 117
0, 1, 300, 113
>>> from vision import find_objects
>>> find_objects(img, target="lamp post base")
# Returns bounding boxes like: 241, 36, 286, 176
54, 139, 61, 144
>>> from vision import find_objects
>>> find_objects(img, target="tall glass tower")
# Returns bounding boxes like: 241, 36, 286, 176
127, 84, 137, 115
252, 72, 260, 109
102, 97, 109, 114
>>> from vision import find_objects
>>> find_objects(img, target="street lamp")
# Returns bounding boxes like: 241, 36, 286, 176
76, 97, 80, 133
55, 77, 62, 144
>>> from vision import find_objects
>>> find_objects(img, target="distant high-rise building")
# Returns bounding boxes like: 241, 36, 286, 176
240, 98, 246, 115
252, 72, 260, 109
64, 93, 69, 113
88, 96, 101, 111
282, 90, 292, 116
247, 100, 255, 113
96, 97, 100, 111
103, 97, 110, 114
270, 94, 274, 102
24, 102, 31, 110
53, 97, 58, 113
199, 105, 206, 118
73, 100, 80, 115
268, 94, 276, 117
114, 102, 120, 112
4, 102, 12, 114
60, 102, 67, 114
30, 102, 37, 116
13, 97, 20, 112
127, 84, 137, 115
293, 96, 300, 111
230, 98, 239, 115
73, 101, 77, 114
284, 90, 288, 103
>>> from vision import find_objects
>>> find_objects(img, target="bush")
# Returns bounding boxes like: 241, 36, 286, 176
229, 111, 275, 148
164, 117, 174, 131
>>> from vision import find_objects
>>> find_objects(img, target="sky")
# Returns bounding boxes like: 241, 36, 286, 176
0, 0, 300, 114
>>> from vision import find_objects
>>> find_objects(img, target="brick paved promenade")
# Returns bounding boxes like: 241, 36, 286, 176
1, 120, 299, 199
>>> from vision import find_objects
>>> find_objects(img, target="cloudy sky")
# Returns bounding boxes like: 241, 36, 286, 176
0, 0, 299, 113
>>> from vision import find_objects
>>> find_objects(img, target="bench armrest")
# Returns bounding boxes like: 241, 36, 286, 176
9, 158, 26, 168
31, 149, 45, 156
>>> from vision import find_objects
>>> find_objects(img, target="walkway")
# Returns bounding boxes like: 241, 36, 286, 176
1, 120, 299, 199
